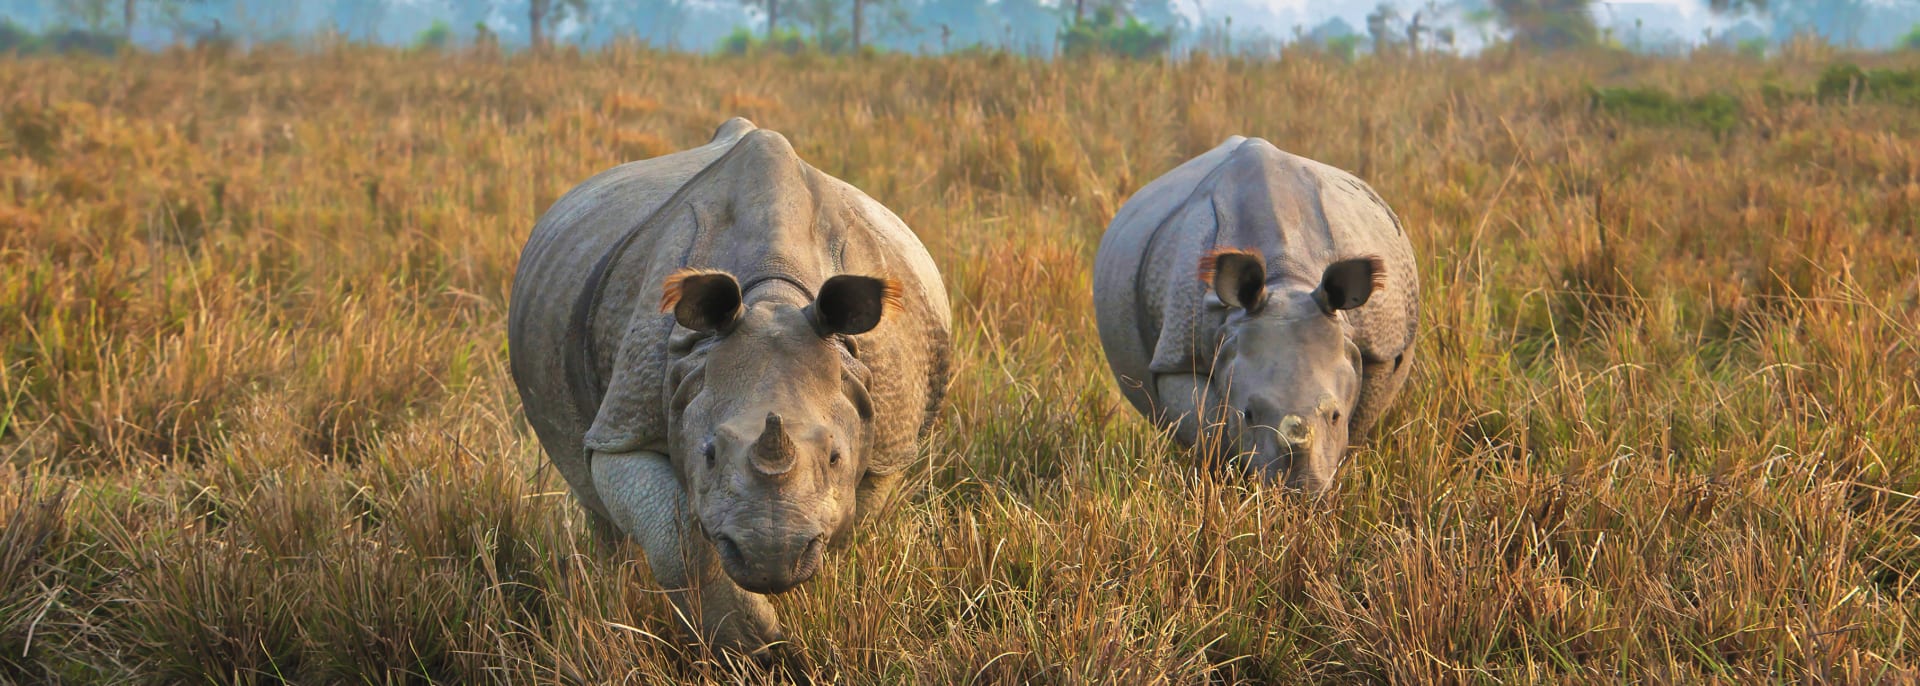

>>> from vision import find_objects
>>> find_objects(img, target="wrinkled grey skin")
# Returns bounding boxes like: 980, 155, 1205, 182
507, 118, 951, 655
1092, 136, 1418, 493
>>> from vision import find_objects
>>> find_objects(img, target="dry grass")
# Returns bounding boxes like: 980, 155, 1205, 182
1, 42, 1917, 683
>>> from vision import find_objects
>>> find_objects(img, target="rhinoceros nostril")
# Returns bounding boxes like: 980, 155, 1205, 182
791, 535, 825, 582
713, 534, 746, 571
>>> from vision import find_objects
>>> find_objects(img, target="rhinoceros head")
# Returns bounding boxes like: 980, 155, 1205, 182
659, 269, 898, 594
1199, 248, 1383, 494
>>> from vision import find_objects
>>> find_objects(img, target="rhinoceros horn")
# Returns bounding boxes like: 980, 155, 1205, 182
751, 413, 798, 476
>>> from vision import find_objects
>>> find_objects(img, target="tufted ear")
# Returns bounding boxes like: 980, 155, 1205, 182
807, 275, 903, 337
1198, 248, 1268, 312
660, 268, 742, 333
1312, 257, 1387, 315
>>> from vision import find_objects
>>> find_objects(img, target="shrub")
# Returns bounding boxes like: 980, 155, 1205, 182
1817, 62, 1920, 106
718, 26, 811, 56
0, 20, 37, 54
412, 20, 454, 51
0, 23, 125, 56
1326, 34, 1361, 62
1590, 85, 1740, 135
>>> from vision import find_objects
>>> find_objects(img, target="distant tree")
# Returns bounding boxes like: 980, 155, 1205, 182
743, 0, 783, 39
450, 0, 499, 38
529, 0, 589, 49
793, 0, 839, 45
1060, 5, 1170, 58
1698, 0, 1875, 46
1403, 0, 1465, 54
1491, 0, 1596, 50
852, 0, 866, 48
1753, 0, 1869, 47
587, 0, 692, 47
1366, 3, 1398, 53
914, 0, 995, 49
55, 0, 210, 36
333, 0, 390, 42
1130, 0, 1188, 38
1069, 0, 1132, 29
122, 0, 210, 36
413, 19, 453, 49
849, 0, 911, 50
991, 0, 1057, 53
1065, 0, 1182, 38
56, 0, 114, 31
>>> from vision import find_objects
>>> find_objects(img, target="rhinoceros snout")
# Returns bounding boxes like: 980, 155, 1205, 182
1276, 415, 1313, 445
712, 530, 827, 595
1248, 415, 1319, 488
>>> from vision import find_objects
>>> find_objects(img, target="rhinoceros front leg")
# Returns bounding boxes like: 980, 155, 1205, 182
1349, 345, 1414, 442
590, 450, 783, 656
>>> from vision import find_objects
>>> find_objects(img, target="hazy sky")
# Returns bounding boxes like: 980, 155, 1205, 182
6, 0, 1917, 51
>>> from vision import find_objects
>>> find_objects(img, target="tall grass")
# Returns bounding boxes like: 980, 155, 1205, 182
0, 43, 1916, 682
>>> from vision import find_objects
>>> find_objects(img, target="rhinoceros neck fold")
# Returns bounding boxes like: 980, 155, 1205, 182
560, 149, 751, 423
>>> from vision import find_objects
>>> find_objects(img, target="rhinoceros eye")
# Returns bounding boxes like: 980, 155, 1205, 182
830, 449, 842, 466
1331, 410, 1343, 424
702, 441, 716, 468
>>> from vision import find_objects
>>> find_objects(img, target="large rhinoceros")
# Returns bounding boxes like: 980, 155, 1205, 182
1092, 136, 1418, 494
507, 118, 951, 654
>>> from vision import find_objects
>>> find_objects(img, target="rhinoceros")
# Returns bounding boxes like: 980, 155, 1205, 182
1092, 136, 1418, 493
507, 118, 951, 654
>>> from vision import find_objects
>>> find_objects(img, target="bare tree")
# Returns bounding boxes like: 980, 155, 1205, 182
1406, 9, 1426, 52
117, 0, 209, 35
742, 0, 784, 39
850, 0, 910, 50
530, 0, 589, 49
1366, 3, 1398, 54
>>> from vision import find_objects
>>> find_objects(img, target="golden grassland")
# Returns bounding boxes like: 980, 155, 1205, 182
1, 42, 1918, 683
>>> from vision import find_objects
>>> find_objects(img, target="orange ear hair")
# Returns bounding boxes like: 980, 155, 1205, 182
659, 268, 728, 313
1197, 247, 1264, 283
879, 277, 906, 313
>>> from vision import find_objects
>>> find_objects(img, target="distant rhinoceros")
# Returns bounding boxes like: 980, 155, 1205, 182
1092, 136, 1418, 493
507, 118, 951, 654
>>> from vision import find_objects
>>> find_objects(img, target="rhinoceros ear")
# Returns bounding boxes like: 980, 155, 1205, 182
808, 275, 902, 336
1199, 248, 1268, 312
1313, 257, 1387, 315
660, 268, 742, 333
